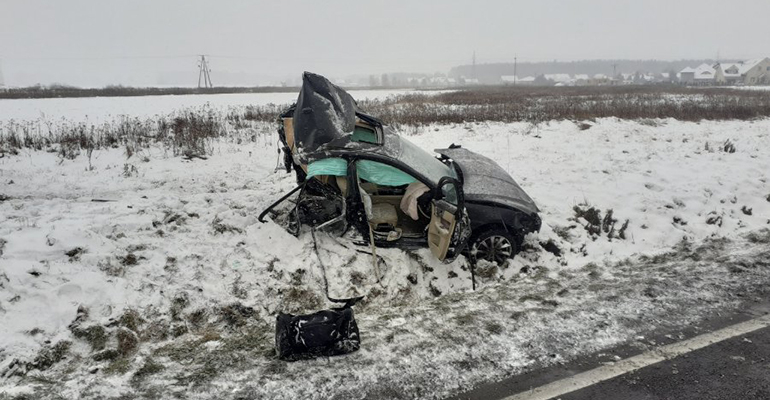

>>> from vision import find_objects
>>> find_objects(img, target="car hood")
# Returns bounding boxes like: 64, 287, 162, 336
436, 147, 540, 215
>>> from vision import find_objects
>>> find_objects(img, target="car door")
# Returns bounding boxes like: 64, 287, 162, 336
428, 177, 471, 261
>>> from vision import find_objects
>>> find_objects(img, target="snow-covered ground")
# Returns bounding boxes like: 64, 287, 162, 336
1, 114, 770, 399
0, 89, 428, 123
718, 86, 770, 91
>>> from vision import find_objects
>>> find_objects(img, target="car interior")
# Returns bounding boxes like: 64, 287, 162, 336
357, 178, 432, 241
306, 160, 431, 243
283, 115, 454, 258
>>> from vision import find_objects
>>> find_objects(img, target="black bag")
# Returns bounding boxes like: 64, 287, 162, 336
275, 302, 361, 361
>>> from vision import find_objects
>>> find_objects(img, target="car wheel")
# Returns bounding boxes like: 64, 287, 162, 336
470, 229, 518, 265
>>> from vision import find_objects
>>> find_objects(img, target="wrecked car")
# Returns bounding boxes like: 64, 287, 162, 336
260, 72, 541, 264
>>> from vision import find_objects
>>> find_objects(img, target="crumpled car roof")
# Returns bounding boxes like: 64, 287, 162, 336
292, 72, 383, 162
285, 72, 455, 187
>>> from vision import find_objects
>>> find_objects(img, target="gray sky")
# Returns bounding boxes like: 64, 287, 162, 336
1, 0, 768, 87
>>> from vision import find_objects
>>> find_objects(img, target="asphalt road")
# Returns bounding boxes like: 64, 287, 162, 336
556, 325, 770, 400
449, 301, 770, 400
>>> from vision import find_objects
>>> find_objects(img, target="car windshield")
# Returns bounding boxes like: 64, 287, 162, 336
393, 135, 457, 185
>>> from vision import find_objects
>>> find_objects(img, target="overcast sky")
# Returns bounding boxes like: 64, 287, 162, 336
1, 0, 768, 87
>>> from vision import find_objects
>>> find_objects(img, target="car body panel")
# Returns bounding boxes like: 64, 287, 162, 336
436, 147, 540, 216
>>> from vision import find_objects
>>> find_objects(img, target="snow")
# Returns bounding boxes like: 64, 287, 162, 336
693, 63, 716, 81
725, 85, 770, 91
410, 119, 770, 261
0, 89, 428, 123
1, 105, 770, 399
735, 58, 768, 75
543, 74, 573, 83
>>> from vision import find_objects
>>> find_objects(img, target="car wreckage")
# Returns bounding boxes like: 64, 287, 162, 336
260, 72, 541, 265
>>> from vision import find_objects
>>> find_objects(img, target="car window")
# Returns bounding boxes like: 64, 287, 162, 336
351, 125, 378, 144
440, 181, 459, 206
396, 136, 457, 183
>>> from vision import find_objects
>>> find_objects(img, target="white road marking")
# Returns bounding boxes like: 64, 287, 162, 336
503, 314, 770, 400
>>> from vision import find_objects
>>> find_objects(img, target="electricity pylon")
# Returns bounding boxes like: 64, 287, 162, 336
197, 55, 213, 88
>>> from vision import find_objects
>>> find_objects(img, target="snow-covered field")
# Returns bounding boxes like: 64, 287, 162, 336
719, 85, 770, 91
0, 89, 426, 123
2, 96, 770, 399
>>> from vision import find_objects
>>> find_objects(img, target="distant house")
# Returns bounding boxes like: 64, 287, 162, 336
589, 74, 612, 85
688, 63, 717, 85
681, 57, 770, 86
543, 73, 573, 85
679, 67, 696, 84
742, 58, 770, 85
718, 62, 742, 84
574, 74, 590, 85
533, 74, 552, 86
518, 76, 536, 85
628, 72, 656, 84
500, 75, 518, 85
719, 58, 770, 85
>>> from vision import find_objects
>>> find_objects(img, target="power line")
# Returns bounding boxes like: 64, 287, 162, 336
0, 54, 197, 61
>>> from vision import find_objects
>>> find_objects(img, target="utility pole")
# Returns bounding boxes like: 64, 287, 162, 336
197, 55, 213, 88
513, 55, 517, 87
612, 63, 618, 79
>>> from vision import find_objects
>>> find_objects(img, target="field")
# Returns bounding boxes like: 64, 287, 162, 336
1, 86, 770, 399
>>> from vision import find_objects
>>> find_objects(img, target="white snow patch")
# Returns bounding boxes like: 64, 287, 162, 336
0, 116, 769, 399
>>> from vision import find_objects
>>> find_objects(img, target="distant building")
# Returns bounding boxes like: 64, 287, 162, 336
692, 63, 717, 85
717, 63, 742, 84
679, 57, 770, 86
742, 58, 770, 85
543, 73, 573, 85
679, 67, 696, 84
574, 74, 590, 85
498, 75, 537, 86
589, 74, 612, 86
500, 75, 518, 85
716, 58, 770, 85
518, 76, 536, 85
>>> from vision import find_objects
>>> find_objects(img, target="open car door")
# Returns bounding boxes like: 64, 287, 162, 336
428, 177, 470, 261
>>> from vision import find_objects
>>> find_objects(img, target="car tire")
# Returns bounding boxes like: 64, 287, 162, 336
469, 229, 519, 265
